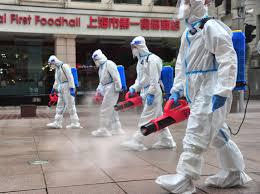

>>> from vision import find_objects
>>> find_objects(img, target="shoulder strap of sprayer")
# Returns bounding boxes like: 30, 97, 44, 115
189, 17, 214, 35
61, 64, 69, 81
199, 17, 214, 30
146, 53, 153, 63
146, 53, 165, 92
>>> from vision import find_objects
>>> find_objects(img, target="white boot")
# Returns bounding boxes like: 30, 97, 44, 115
111, 121, 125, 135
111, 128, 125, 135
206, 135, 252, 188
156, 174, 196, 194
46, 122, 62, 129
91, 128, 112, 137
205, 170, 252, 188
66, 123, 82, 129
121, 138, 148, 151
152, 138, 176, 149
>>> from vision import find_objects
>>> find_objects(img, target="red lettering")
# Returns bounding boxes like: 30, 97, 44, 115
41, 18, 47, 26
109, 17, 119, 29
48, 18, 54, 26
10, 14, 16, 24
150, 19, 160, 30
35, 15, 40, 25
140, 18, 150, 30
10, 14, 31, 25
76, 17, 80, 27
171, 20, 180, 31
119, 18, 130, 29
63, 18, 68, 26
161, 19, 170, 31
0, 14, 6, 24
87, 16, 97, 28
69, 19, 76, 27
27, 15, 32, 25
7, 14, 177, 31
22, 17, 27, 25
55, 17, 61, 26
98, 17, 109, 29
130, 21, 140, 26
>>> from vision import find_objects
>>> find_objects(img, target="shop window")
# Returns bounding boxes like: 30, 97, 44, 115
153, 0, 177, 6
0, 39, 54, 97
75, 39, 177, 95
114, 0, 141, 4
71, 0, 101, 2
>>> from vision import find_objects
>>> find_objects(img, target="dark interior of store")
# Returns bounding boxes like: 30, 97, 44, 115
0, 34, 179, 105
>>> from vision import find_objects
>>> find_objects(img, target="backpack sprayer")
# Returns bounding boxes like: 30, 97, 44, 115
140, 99, 190, 136
91, 65, 127, 105
48, 67, 78, 107
114, 92, 143, 111
228, 30, 250, 135
139, 30, 250, 136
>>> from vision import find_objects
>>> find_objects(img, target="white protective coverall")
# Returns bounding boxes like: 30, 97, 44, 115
91, 49, 125, 137
121, 36, 176, 151
156, 1, 251, 193
46, 55, 81, 129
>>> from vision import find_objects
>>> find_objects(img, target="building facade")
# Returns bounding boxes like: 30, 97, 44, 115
0, 0, 182, 105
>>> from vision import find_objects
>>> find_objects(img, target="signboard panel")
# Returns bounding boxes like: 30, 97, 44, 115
0, 10, 182, 37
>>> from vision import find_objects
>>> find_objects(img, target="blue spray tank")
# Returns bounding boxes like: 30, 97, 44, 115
117, 65, 127, 91
160, 66, 174, 100
71, 67, 79, 87
232, 30, 246, 91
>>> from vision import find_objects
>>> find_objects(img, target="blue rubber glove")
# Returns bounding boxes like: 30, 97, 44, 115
146, 94, 155, 106
122, 85, 128, 91
70, 88, 76, 97
163, 93, 171, 101
50, 88, 55, 95
169, 92, 180, 105
212, 95, 227, 112
129, 88, 135, 97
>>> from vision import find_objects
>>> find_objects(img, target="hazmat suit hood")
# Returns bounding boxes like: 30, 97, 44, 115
189, 0, 208, 24
130, 36, 150, 60
48, 55, 63, 68
177, 0, 211, 25
92, 49, 108, 67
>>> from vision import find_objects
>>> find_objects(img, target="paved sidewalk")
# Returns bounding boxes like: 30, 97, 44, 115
0, 100, 259, 194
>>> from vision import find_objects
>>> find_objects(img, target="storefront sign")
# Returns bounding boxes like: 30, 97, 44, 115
87, 16, 179, 31
0, 10, 182, 37
0, 13, 179, 31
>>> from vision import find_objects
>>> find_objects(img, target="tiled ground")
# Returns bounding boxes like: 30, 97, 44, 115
0, 99, 259, 194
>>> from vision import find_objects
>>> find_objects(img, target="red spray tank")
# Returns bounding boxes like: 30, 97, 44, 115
48, 92, 58, 107
114, 92, 143, 111
141, 99, 190, 136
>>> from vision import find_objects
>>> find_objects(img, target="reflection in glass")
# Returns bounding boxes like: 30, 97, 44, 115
0, 40, 54, 97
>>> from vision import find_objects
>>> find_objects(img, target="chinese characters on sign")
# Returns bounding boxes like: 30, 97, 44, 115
87, 16, 180, 31
0, 13, 180, 31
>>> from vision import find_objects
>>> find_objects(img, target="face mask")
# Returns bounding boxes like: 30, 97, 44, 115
95, 60, 106, 68
94, 60, 100, 68
132, 48, 139, 59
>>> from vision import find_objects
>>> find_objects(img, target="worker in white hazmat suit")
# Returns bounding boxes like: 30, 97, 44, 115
47, 55, 82, 129
155, 0, 252, 193
91, 49, 125, 137
121, 36, 176, 151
